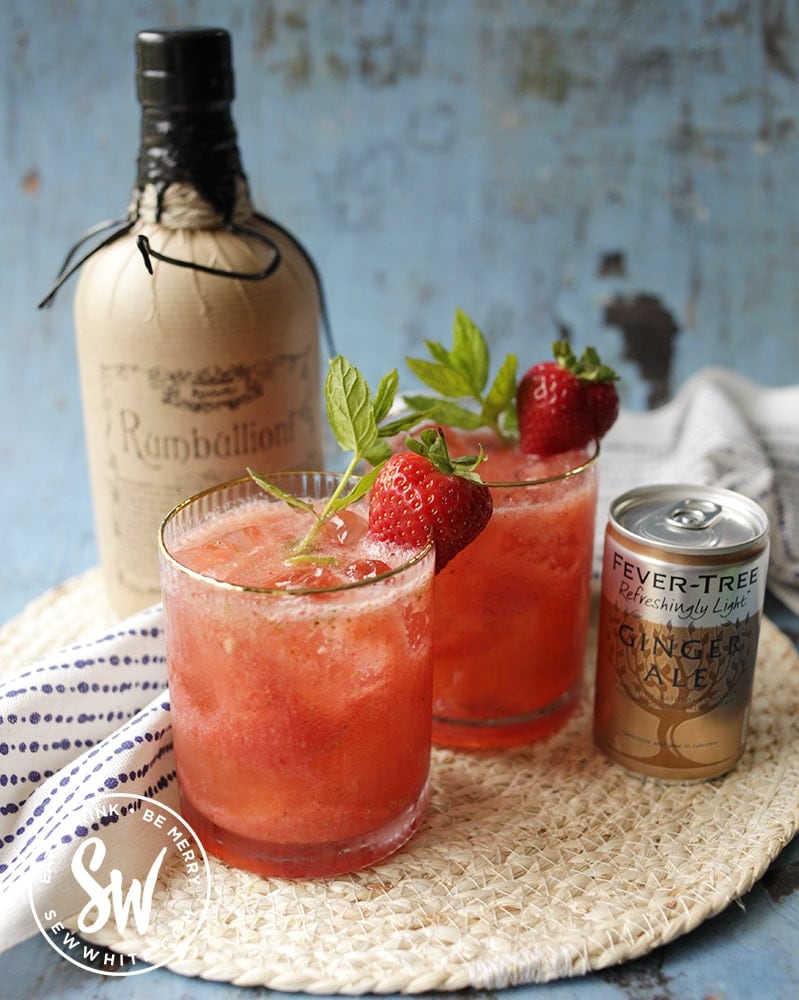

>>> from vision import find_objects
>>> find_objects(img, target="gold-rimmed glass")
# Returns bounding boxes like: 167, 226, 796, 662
158, 472, 435, 877
431, 441, 600, 749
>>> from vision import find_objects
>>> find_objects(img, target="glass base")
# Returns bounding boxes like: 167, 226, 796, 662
432, 685, 580, 750
178, 779, 431, 878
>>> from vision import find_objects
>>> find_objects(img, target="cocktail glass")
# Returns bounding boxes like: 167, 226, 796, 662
158, 472, 435, 878
430, 433, 599, 749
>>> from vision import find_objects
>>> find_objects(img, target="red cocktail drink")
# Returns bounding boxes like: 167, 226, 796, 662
430, 431, 598, 748
159, 473, 435, 877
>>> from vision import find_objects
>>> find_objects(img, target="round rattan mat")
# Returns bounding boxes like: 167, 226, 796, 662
3, 569, 799, 992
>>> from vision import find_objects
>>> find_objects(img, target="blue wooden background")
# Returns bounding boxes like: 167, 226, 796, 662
2, 5, 799, 998
2, 0, 798, 614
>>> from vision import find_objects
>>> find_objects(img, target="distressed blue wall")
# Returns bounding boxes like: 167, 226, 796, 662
2, 0, 799, 618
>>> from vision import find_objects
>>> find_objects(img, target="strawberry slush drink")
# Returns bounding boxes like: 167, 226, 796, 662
429, 432, 598, 749
159, 473, 435, 878
404, 315, 618, 749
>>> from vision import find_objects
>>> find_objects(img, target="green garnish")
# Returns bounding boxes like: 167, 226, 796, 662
248, 355, 422, 556
551, 340, 620, 383
407, 426, 487, 483
404, 308, 518, 444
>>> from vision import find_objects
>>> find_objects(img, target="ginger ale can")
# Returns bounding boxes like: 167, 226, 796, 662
594, 484, 769, 780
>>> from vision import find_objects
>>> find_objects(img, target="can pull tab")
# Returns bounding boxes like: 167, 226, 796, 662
665, 498, 723, 530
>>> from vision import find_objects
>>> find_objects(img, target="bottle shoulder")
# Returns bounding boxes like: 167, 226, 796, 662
77, 215, 315, 291
73, 222, 319, 334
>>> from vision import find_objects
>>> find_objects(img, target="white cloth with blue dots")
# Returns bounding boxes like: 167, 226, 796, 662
0, 603, 173, 953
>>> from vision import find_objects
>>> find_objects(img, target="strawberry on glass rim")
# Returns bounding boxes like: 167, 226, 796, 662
369, 427, 493, 573
516, 341, 620, 456
402, 309, 619, 750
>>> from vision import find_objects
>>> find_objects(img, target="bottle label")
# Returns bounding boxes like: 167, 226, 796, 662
82, 345, 322, 617
102, 355, 318, 469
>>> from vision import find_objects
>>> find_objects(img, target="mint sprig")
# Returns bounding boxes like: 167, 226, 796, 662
248, 355, 422, 556
404, 308, 518, 443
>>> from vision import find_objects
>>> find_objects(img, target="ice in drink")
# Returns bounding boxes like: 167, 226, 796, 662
429, 430, 598, 748
159, 473, 435, 878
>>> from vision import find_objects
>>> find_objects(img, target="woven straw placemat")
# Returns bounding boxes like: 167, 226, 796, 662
2, 569, 799, 992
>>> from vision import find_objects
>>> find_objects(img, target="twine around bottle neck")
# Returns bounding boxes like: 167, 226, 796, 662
131, 177, 255, 230
129, 177, 281, 277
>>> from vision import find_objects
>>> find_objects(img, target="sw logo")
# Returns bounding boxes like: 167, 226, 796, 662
28, 794, 211, 976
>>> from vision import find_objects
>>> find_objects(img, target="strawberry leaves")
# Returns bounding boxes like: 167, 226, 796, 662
405, 308, 518, 442
552, 340, 619, 384
406, 426, 487, 483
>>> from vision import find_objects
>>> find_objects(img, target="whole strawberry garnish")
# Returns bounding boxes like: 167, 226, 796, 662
517, 341, 619, 455
368, 428, 493, 573
517, 357, 590, 455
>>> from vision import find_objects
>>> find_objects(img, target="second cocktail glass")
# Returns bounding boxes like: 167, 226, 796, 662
430, 433, 599, 749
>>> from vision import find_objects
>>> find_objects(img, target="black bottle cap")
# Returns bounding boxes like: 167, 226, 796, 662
136, 28, 235, 107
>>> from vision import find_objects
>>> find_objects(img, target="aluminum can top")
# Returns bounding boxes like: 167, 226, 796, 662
609, 483, 769, 557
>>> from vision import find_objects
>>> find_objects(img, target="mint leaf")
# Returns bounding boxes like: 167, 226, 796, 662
246, 470, 318, 517
372, 369, 399, 424
362, 438, 392, 468
425, 340, 452, 367
483, 352, 518, 426
325, 355, 377, 455
405, 357, 473, 398
379, 407, 426, 435
402, 394, 485, 431
327, 464, 382, 510
452, 308, 490, 396
405, 310, 518, 442
250, 355, 408, 556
